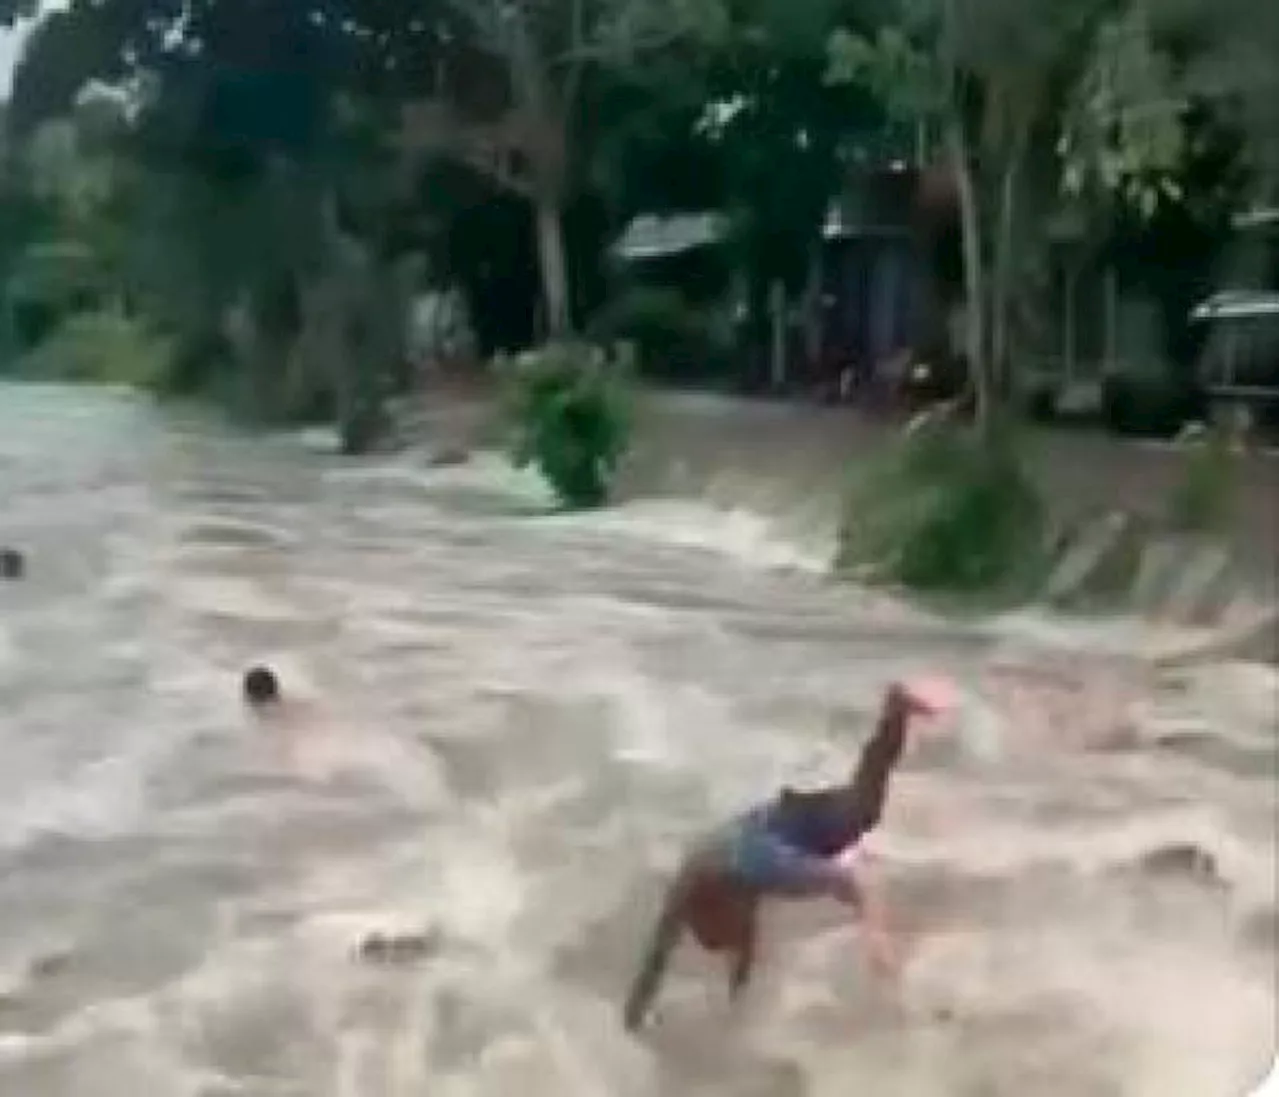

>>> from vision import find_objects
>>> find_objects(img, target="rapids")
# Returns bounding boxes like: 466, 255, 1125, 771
0, 383, 1273, 1096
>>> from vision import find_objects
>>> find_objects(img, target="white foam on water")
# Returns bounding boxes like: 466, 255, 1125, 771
558, 498, 833, 575
1249, 1054, 1280, 1095
0, 384, 1273, 1097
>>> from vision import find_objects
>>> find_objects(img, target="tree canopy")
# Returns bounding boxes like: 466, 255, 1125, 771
0, 0, 1269, 437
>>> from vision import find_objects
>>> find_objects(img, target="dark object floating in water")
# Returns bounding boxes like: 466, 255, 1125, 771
1240, 904, 1278, 951
0, 547, 24, 579
29, 949, 72, 979
356, 928, 441, 965
1137, 842, 1224, 887
427, 447, 470, 469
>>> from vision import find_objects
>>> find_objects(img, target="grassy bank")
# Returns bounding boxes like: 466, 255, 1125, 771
9, 312, 173, 390
833, 413, 1048, 603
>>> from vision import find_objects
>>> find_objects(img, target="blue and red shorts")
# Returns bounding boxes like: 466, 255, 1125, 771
680, 809, 851, 952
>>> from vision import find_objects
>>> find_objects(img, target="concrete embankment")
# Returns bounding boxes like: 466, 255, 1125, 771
402, 387, 1279, 661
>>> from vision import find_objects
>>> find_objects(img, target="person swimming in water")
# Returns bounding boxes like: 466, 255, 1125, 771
241, 663, 326, 772
622, 677, 950, 1032
243, 664, 281, 708
240, 661, 438, 798
242, 663, 312, 767
239, 663, 439, 962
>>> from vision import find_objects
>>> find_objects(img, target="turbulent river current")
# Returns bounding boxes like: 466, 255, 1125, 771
0, 383, 1274, 1096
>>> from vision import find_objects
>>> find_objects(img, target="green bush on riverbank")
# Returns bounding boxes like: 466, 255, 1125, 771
13, 311, 173, 390
503, 340, 634, 509
836, 412, 1048, 595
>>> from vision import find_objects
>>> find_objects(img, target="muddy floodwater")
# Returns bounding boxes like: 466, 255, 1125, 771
0, 383, 1274, 1096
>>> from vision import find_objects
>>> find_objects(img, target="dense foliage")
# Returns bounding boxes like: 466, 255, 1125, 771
587, 286, 735, 384
0, 0, 1268, 579
503, 340, 633, 509
13, 309, 171, 387
836, 409, 1047, 594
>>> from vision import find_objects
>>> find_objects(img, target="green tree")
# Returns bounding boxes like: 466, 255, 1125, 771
582, 0, 898, 381
1156, 0, 1277, 202
394, 0, 728, 338
826, 0, 1188, 431
1, 0, 435, 443
688, 0, 890, 362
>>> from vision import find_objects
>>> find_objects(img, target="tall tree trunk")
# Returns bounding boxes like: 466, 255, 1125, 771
534, 192, 571, 338
295, 272, 343, 422
801, 235, 823, 368
505, 5, 571, 342
314, 191, 389, 454
947, 116, 990, 433
991, 155, 1018, 403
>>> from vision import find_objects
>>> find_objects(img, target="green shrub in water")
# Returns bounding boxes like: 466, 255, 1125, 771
14, 310, 173, 390
836, 410, 1046, 594
502, 340, 634, 509
1167, 422, 1237, 533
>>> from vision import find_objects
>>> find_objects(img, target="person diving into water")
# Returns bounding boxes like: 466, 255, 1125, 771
623, 676, 953, 1032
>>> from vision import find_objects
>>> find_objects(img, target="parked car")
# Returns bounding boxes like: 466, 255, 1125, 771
1190, 290, 1278, 437
1100, 360, 1203, 437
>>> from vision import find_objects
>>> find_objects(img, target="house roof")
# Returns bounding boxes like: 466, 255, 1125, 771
1232, 208, 1278, 230
610, 213, 729, 260
1190, 290, 1279, 320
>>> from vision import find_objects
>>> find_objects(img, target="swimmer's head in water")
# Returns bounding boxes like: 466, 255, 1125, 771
0, 547, 24, 580
243, 665, 280, 707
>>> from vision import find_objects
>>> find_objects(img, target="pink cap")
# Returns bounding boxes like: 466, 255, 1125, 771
900, 674, 959, 716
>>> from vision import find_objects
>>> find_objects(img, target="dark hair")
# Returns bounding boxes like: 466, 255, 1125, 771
0, 547, 25, 580
242, 665, 280, 705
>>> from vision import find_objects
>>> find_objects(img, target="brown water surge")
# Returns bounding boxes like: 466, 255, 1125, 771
0, 383, 1273, 1096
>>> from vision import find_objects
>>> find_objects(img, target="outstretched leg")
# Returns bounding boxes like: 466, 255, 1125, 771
727, 899, 759, 1003
623, 877, 689, 1032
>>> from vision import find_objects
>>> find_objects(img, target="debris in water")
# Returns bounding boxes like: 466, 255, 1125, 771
356, 928, 442, 965
428, 447, 470, 468
28, 949, 73, 979
0, 546, 24, 579
1240, 905, 1278, 952
1135, 842, 1225, 888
